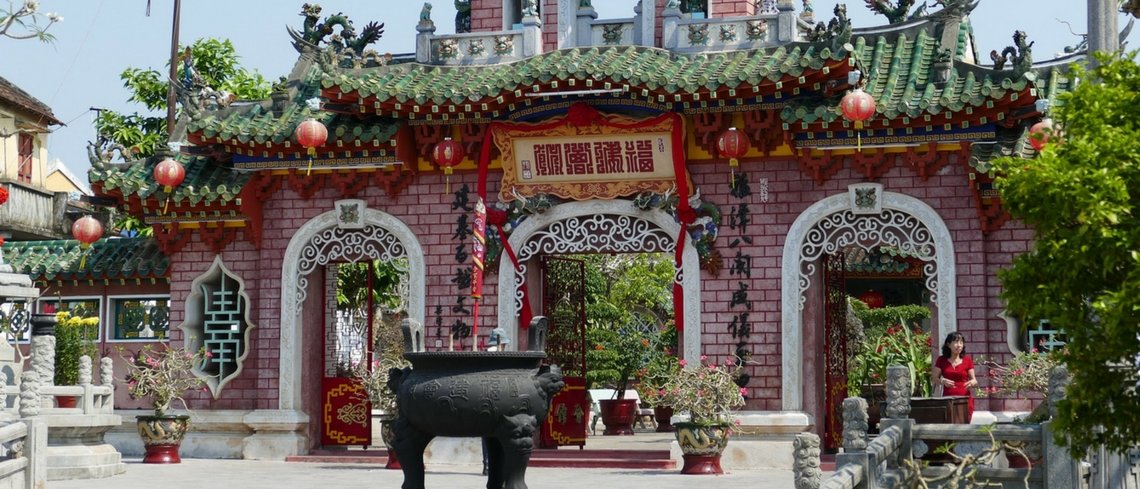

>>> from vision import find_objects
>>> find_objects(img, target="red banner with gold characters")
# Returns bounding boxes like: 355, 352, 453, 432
492, 109, 686, 202
321, 377, 371, 446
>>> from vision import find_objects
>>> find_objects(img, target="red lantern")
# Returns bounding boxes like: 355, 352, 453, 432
294, 117, 328, 175
154, 156, 186, 214
432, 137, 465, 194
858, 289, 886, 309
1028, 118, 1055, 151
840, 88, 876, 150
716, 127, 750, 186
0, 185, 8, 206
72, 216, 104, 269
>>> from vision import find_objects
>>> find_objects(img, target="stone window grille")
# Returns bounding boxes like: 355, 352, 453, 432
181, 257, 255, 396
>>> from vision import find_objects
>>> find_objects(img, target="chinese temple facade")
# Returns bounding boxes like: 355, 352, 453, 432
1, 0, 1077, 461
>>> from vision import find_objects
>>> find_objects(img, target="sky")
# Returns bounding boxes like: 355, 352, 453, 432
3, 1, 1137, 181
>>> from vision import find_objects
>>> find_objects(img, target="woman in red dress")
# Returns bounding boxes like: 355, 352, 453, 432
932, 331, 978, 422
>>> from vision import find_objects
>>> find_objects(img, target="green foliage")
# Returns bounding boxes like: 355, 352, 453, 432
585, 325, 660, 397
634, 324, 679, 407
992, 52, 1140, 458
54, 312, 99, 385
335, 259, 407, 315
576, 252, 674, 396
847, 303, 933, 397
95, 38, 272, 159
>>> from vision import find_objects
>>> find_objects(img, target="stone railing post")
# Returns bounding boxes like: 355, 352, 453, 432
24, 417, 46, 489
1043, 364, 1078, 489
101, 356, 115, 411
793, 432, 822, 489
635, 0, 655, 47
776, 0, 797, 42
842, 396, 868, 451
884, 365, 912, 419
29, 314, 56, 406
575, 2, 598, 47
521, 3, 543, 57
79, 355, 94, 413
661, 4, 681, 50
415, 10, 437, 64
18, 370, 40, 418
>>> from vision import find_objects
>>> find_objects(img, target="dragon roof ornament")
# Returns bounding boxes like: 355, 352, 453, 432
287, 3, 387, 69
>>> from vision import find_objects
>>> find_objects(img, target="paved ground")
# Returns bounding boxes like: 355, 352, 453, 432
53, 430, 796, 489
53, 458, 795, 489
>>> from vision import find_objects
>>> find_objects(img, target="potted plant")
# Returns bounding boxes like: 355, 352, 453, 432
53, 311, 99, 407
981, 348, 1061, 468
121, 342, 207, 463
846, 303, 932, 430
657, 355, 746, 474
349, 313, 410, 469
635, 325, 679, 432
585, 324, 656, 435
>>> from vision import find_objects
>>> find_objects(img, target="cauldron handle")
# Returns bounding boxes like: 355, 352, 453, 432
526, 316, 548, 352
401, 318, 426, 353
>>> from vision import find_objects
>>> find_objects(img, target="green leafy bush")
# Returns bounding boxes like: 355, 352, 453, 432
54, 312, 99, 386
847, 303, 933, 397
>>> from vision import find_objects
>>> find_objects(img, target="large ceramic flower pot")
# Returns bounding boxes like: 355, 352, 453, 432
137, 415, 191, 464
674, 422, 731, 475
598, 398, 637, 435
654, 406, 675, 432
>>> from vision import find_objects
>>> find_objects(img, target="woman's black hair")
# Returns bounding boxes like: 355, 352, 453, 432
941, 331, 966, 358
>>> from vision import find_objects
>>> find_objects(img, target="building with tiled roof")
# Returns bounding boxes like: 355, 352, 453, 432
3, 0, 1093, 463
0, 75, 73, 241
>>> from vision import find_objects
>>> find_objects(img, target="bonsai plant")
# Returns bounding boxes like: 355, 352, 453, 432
121, 342, 207, 463
980, 348, 1061, 467
53, 311, 99, 406
656, 355, 746, 474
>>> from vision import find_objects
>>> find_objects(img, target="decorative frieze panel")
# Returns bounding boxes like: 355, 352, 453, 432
514, 213, 675, 315
295, 224, 408, 308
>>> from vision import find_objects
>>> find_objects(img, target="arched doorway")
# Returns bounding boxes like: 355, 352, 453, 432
279, 207, 425, 443
496, 200, 703, 364
780, 185, 957, 414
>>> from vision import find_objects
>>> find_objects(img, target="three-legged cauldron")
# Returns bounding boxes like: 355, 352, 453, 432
387, 317, 563, 489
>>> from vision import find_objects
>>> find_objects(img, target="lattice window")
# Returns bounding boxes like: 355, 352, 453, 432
181, 257, 255, 396
38, 298, 102, 340
1027, 320, 1067, 353
111, 297, 170, 340
0, 301, 30, 343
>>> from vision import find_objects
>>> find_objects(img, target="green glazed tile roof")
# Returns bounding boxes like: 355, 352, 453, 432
321, 45, 846, 108
186, 63, 402, 155
89, 154, 249, 207
2, 237, 169, 282
782, 27, 1078, 127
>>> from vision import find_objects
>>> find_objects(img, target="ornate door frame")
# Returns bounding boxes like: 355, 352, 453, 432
495, 200, 703, 365
280, 207, 425, 411
780, 184, 957, 411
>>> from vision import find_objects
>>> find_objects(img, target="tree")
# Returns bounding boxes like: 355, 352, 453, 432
94, 38, 272, 160
992, 52, 1140, 458
0, 1, 61, 42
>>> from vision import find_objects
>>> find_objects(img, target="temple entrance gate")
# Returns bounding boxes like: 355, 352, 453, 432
280, 206, 425, 448
781, 184, 957, 423
496, 200, 703, 364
